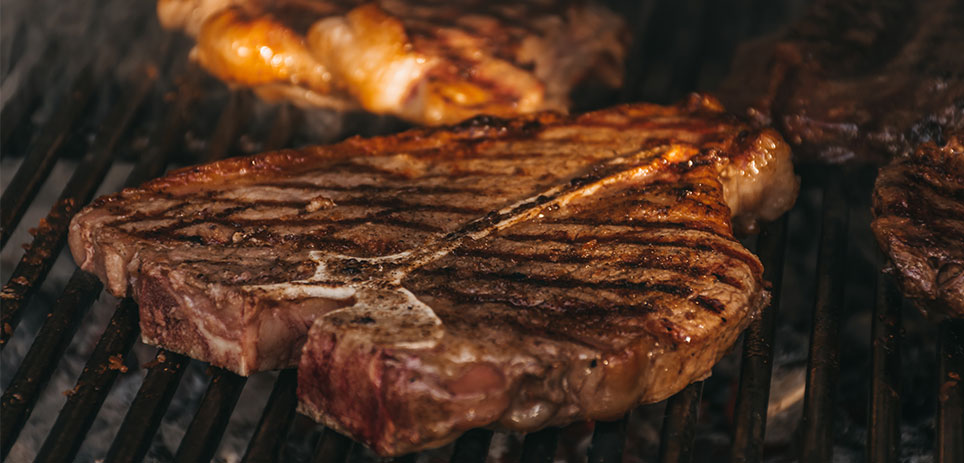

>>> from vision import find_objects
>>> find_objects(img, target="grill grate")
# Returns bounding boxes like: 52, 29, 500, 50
937, 321, 964, 461
2, 1, 963, 462
869, 264, 902, 462
800, 171, 849, 463
730, 216, 786, 463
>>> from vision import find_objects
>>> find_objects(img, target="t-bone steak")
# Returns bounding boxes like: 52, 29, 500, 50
68, 94, 798, 454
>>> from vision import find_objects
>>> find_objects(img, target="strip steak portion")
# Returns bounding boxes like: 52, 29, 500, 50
872, 133, 964, 318
68, 94, 798, 453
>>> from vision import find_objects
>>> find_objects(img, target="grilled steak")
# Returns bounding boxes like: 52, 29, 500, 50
872, 133, 964, 318
68, 94, 798, 454
157, 0, 628, 125
719, 0, 964, 164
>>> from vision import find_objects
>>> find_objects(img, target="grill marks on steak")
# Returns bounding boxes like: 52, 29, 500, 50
68, 95, 798, 454
408, 169, 754, 345
719, 0, 964, 164
872, 133, 964, 318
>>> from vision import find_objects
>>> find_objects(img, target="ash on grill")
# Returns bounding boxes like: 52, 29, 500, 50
2, 0, 962, 462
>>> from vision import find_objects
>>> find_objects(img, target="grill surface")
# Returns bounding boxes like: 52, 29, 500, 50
2, 1, 963, 462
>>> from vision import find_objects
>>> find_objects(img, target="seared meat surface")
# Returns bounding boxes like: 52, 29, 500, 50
157, 0, 628, 125
720, 0, 964, 164
68, 94, 797, 454
872, 133, 964, 318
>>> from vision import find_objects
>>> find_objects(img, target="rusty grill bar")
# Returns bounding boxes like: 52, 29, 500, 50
2, 1, 963, 462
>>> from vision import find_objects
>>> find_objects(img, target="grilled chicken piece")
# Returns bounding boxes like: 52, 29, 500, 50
157, 0, 629, 125
719, 0, 964, 164
68, 94, 798, 454
872, 133, 964, 318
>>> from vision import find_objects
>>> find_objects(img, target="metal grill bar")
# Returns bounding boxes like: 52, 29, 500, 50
664, 0, 710, 99
936, 320, 963, 463
312, 427, 353, 463
263, 104, 301, 152
587, 417, 627, 463
616, 0, 657, 103
174, 369, 248, 462
730, 216, 789, 463
0, 71, 154, 347
201, 91, 253, 163
520, 427, 560, 463
626, 0, 678, 103
658, 381, 704, 463
450, 428, 494, 463
32, 297, 141, 462
868, 268, 902, 463
0, 65, 97, 248
800, 172, 849, 463
0, 270, 102, 459
122, 74, 201, 188
103, 350, 190, 463
242, 369, 299, 463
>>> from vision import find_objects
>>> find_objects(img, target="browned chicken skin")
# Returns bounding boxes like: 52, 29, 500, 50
158, 0, 629, 124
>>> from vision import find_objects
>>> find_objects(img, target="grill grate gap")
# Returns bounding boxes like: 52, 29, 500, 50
104, 349, 189, 463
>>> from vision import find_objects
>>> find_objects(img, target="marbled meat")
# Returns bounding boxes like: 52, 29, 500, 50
68, 94, 798, 454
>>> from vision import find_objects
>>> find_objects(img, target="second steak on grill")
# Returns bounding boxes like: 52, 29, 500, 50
872, 133, 964, 318
157, 0, 629, 125
719, 0, 964, 164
